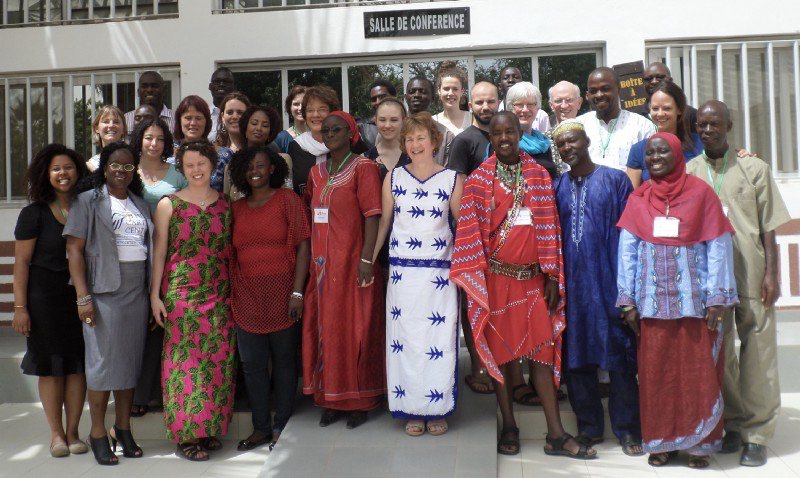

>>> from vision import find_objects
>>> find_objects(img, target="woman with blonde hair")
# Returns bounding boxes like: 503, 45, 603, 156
86, 105, 127, 171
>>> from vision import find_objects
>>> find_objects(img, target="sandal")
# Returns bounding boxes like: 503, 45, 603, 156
426, 419, 448, 436
512, 384, 543, 406
405, 420, 425, 436
575, 432, 604, 447
130, 404, 148, 417
544, 433, 598, 460
109, 425, 143, 458
177, 442, 209, 462
465, 369, 495, 394
498, 427, 520, 455
648, 451, 678, 466
89, 435, 118, 465
688, 455, 710, 468
620, 434, 644, 456
199, 436, 223, 451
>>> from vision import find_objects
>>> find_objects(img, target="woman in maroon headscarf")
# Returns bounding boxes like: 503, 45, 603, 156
616, 132, 738, 469
302, 111, 385, 430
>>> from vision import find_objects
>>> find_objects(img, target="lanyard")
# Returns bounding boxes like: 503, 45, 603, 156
596, 116, 617, 158
702, 149, 728, 195
321, 152, 353, 200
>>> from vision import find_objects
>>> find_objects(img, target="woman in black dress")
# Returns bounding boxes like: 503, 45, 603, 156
13, 144, 90, 457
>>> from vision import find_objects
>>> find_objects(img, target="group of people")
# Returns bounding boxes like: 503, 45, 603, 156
11, 61, 789, 470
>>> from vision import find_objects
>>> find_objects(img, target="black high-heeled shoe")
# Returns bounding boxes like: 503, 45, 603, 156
109, 425, 143, 458
88, 435, 118, 466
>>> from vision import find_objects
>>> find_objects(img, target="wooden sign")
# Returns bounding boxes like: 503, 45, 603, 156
364, 8, 470, 38
613, 61, 648, 114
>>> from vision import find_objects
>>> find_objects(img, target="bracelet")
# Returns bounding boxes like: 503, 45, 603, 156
14, 305, 26, 309
290, 292, 304, 300
360, 258, 372, 265
547, 274, 559, 282
621, 305, 636, 312
76, 295, 92, 306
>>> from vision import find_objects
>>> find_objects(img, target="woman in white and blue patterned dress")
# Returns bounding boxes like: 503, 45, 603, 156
374, 112, 463, 436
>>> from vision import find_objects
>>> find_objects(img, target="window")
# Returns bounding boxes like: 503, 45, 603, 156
0, 0, 178, 27
0, 68, 179, 202
648, 38, 800, 176
214, 0, 448, 14
225, 47, 601, 128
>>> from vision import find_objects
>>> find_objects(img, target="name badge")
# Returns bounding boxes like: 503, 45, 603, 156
722, 206, 729, 217
653, 217, 680, 238
314, 208, 329, 224
510, 207, 532, 226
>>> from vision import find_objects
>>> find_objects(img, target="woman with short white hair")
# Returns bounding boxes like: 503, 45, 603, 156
506, 81, 550, 134
505, 82, 558, 179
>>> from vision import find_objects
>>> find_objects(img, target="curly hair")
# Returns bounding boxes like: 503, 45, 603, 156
25, 144, 88, 203
89, 142, 145, 197
214, 91, 251, 147
239, 105, 282, 147
284, 85, 307, 123
301, 86, 341, 118
369, 79, 397, 97
175, 139, 219, 175
173, 95, 212, 142
436, 60, 468, 91
400, 112, 443, 155
91, 105, 127, 147
229, 146, 288, 197
131, 117, 173, 163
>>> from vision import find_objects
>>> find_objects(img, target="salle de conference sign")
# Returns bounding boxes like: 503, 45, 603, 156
364, 7, 470, 38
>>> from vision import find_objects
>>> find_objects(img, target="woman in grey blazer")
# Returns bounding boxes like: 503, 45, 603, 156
64, 142, 153, 466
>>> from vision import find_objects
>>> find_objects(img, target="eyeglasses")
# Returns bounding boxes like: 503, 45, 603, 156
512, 102, 538, 111
305, 108, 330, 116
550, 98, 577, 106
108, 163, 136, 172
320, 126, 346, 135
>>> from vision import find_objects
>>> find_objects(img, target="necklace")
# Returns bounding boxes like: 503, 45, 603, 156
54, 199, 68, 221
197, 190, 215, 207
495, 160, 521, 193
292, 125, 299, 137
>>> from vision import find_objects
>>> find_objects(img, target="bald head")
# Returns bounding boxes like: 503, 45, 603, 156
643, 63, 673, 97
696, 100, 733, 156
549, 81, 582, 123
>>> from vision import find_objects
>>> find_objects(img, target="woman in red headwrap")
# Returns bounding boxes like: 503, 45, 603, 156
301, 111, 385, 430
616, 132, 738, 469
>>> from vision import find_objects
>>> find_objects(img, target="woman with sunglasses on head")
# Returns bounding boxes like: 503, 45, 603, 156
302, 112, 385, 430
64, 142, 153, 465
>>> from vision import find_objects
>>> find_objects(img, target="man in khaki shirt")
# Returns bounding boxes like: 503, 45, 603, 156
686, 100, 791, 467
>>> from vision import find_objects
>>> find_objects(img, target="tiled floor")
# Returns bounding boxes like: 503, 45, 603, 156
499, 393, 800, 478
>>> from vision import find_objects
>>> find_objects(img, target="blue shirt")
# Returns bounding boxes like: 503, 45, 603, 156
626, 132, 704, 181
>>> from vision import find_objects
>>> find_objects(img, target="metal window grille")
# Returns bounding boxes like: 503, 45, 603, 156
647, 37, 800, 177
0, 0, 178, 27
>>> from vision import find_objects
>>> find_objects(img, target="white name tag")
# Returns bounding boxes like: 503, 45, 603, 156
314, 208, 329, 224
510, 207, 532, 226
722, 206, 729, 217
653, 216, 680, 238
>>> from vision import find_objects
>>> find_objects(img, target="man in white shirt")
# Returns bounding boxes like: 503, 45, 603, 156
577, 67, 655, 170
207, 67, 236, 143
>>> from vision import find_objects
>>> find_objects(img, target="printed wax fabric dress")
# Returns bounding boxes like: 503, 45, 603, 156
160, 194, 236, 442
386, 166, 459, 419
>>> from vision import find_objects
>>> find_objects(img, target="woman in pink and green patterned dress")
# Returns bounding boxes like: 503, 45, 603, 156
150, 140, 235, 462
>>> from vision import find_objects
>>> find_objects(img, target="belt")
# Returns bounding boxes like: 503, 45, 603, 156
488, 258, 541, 280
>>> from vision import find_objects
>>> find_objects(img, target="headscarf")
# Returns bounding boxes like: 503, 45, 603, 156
616, 132, 734, 246
327, 111, 361, 148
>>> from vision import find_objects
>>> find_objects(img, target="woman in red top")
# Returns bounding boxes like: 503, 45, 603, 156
302, 112, 385, 430
229, 146, 311, 451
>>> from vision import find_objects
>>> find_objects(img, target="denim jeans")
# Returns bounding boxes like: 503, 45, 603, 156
236, 323, 300, 434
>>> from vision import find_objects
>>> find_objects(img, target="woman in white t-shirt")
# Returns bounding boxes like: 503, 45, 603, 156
431, 61, 472, 136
